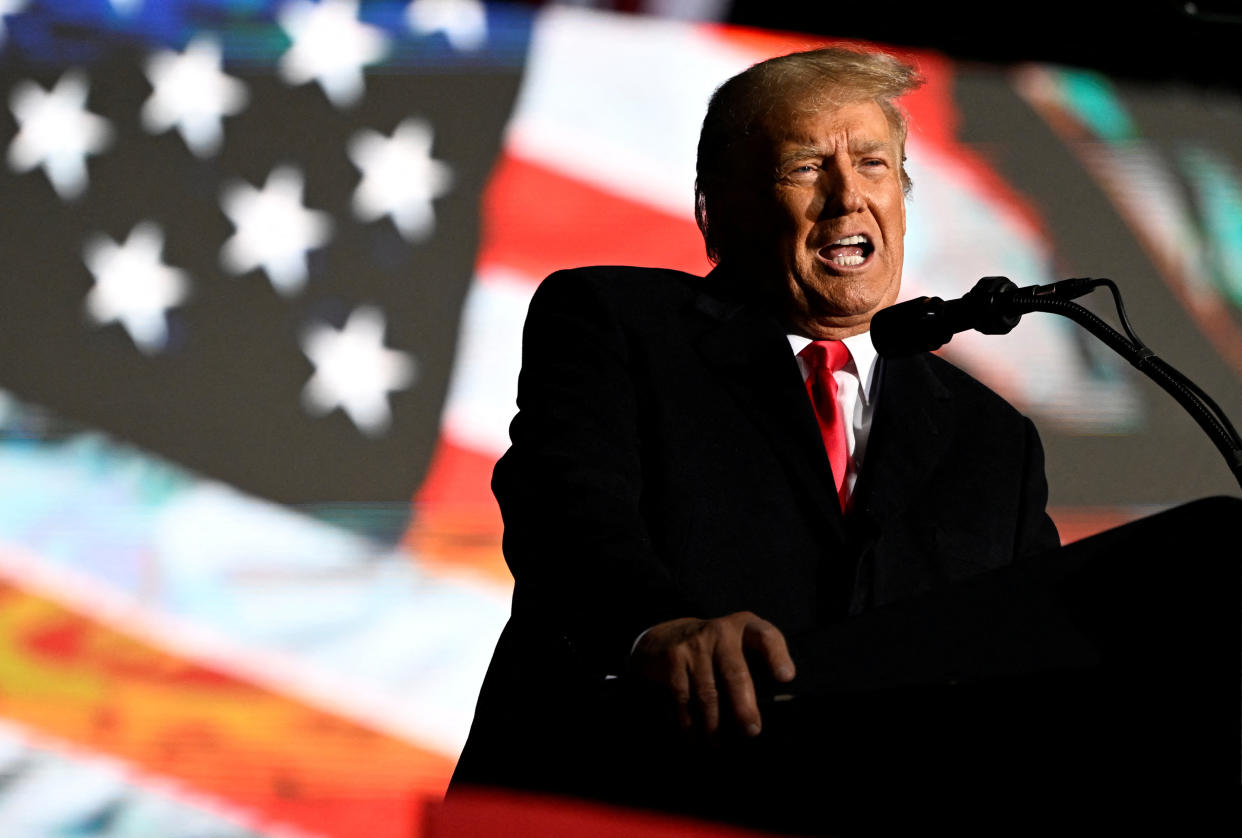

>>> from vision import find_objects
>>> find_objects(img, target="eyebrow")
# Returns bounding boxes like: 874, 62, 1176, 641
775, 139, 894, 170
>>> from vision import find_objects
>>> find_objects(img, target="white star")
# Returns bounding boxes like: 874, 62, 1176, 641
349, 118, 453, 242
1, 0, 31, 49
108, 0, 143, 16
301, 305, 416, 436
277, 0, 388, 109
405, 0, 487, 52
219, 165, 333, 296
7, 70, 112, 201
141, 35, 248, 158
82, 221, 190, 354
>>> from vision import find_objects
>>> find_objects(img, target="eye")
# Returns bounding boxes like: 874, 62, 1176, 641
781, 163, 819, 183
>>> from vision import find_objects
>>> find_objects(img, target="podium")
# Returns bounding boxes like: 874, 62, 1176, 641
605, 496, 1241, 836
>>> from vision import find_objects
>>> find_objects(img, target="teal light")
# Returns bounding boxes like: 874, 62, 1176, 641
1180, 146, 1242, 309
1053, 68, 1137, 142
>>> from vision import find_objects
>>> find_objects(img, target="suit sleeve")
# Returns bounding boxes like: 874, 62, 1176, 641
1015, 415, 1061, 558
492, 271, 695, 676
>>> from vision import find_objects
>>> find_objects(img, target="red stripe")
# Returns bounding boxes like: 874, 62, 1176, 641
426, 788, 776, 838
0, 577, 453, 838
477, 154, 712, 283
415, 437, 501, 509
407, 438, 509, 584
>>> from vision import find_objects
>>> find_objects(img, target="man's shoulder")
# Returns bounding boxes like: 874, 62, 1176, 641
547, 265, 704, 283
538, 265, 708, 301
894, 351, 1030, 423
528, 265, 726, 328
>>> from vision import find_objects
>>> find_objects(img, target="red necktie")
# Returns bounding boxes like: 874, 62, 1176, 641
799, 340, 852, 509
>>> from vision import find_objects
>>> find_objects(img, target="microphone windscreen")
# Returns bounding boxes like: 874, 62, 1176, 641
870, 297, 951, 358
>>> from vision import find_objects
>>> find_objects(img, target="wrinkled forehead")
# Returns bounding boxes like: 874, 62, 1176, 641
749, 95, 899, 161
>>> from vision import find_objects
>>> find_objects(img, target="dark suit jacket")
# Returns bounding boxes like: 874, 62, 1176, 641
451, 265, 1059, 804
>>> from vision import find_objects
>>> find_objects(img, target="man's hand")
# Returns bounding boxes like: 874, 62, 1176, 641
630, 612, 795, 739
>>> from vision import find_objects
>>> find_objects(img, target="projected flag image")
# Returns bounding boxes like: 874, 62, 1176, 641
0, 1, 1238, 836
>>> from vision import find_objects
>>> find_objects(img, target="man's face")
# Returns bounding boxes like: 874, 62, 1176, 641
735, 99, 906, 339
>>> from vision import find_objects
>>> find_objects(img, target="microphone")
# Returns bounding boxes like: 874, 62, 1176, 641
870, 276, 1096, 358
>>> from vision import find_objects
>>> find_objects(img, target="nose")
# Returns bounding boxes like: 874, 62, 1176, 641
819, 160, 865, 217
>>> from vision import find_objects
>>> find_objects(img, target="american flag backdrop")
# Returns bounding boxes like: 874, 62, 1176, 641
0, 2, 1239, 837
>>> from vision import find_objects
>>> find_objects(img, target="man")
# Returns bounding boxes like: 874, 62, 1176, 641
452, 46, 1059, 821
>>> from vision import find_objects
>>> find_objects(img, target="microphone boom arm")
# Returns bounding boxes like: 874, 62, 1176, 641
1001, 286, 1242, 491
873, 276, 1242, 491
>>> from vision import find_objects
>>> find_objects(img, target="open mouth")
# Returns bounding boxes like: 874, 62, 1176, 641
819, 234, 873, 267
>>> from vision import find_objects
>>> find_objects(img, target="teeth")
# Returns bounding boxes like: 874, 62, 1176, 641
824, 234, 868, 266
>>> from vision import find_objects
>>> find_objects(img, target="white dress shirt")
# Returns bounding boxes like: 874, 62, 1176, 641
786, 331, 879, 503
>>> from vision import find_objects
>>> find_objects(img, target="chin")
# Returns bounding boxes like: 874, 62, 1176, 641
807, 294, 885, 322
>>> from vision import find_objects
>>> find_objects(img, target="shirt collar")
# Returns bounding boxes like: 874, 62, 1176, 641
787, 332, 879, 405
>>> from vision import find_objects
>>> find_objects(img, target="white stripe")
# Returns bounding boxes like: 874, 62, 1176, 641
505, 6, 758, 218
440, 267, 537, 456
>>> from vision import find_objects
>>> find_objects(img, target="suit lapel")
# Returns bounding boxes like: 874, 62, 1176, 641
852, 354, 953, 534
688, 280, 848, 546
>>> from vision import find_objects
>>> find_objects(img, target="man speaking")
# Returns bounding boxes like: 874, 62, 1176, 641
452, 46, 1060, 824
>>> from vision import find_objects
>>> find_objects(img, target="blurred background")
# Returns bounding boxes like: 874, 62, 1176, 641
0, 1, 1238, 835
